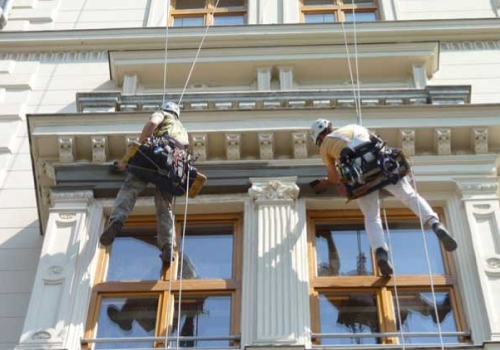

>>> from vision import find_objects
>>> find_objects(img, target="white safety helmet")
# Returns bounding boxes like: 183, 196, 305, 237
161, 101, 180, 118
310, 118, 332, 146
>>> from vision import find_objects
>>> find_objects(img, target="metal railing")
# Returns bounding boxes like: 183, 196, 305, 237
81, 335, 240, 349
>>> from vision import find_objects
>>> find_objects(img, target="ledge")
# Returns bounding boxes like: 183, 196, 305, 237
1, 19, 500, 52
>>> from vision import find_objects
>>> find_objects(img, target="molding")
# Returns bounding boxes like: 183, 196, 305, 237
258, 132, 274, 160
50, 190, 94, 204
226, 133, 241, 161
442, 41, 500, 51
472, 127, 489, 154
456, 178, 499, 201
249, 177, 300, 203
58, 136, 74, 163
2, 19, 500, 52
434, 128, 451, 156
192, 133, 208, 161
91, 136, 108, 163
0, 51, 107, 62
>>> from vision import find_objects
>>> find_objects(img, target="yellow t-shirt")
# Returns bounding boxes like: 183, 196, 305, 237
153, 111, 189, 146
320, 124, 370, 166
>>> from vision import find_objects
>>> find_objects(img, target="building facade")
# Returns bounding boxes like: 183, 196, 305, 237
1, 1, 500, 350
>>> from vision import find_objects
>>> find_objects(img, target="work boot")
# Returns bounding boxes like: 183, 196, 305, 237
99, 220, 123, 246
432, 222, 458, 252
375, 247, 393, 277
188, 172, 207, 199
160, 244, 173, 268
107, 305, 132, 332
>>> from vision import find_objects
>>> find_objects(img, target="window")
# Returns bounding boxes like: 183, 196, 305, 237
301, 0, 379, 23
308, 209, 468, 346
170, 0, 247, 27
83, 214, 242, 349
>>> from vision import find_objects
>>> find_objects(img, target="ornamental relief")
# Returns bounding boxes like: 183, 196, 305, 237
485, 257, 500, 277
42, 264, 66, 282
249, 179, 300, 202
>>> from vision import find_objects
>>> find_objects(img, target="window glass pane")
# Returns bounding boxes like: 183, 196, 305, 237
388, 222, 445, 275
319, 292, 380, 345
175, 0, 206, 9
214, 14, 245, 25
218, 0, 245, 7
349, 0, 374, 4
303, 0, 332, 6
178, 223, 234, 279
106, 236, 162, 281
316, 224, 373, 276
96, 296, 158, 349
170, 295, 231, 348
173, 16, 205, 27
393, 291, 458, 344
304, 13, 336, 23
344, 11, 377, 21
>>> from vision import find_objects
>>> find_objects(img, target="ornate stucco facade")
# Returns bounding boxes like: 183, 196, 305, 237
1, 1, 500, 350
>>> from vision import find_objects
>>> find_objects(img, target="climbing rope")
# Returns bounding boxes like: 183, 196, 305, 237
162, 0, 171, 105
178, 0, 221, 106
382, 197, 406, 349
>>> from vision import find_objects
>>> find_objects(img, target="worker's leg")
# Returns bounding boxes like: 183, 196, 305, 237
100, 173, 147, 246
385, 176, 457, 252
357, 190, 393, 276
155, 188, 174, 265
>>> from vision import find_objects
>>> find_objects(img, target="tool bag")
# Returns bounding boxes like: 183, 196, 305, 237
338, 135, 411, 201
127, 135, 198, 196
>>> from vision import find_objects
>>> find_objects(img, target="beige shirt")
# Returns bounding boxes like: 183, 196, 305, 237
320, 124, 370, 166
152, 111, 189, 146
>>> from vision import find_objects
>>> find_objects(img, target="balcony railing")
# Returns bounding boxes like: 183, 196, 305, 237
76, 86, 471, 113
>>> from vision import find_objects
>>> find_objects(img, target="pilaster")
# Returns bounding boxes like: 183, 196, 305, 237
15, 190, 104, 350
455, 178, 500, 342
242, 177, 310, 348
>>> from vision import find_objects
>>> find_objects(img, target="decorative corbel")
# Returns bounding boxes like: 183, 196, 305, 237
58, 136, 75, 163
192, 133, 208, 161
434, 128, 451, 156
471, 127, 488, 154
91, 136, 108, 163
292, 132, 308, 159
258, 132, 274, 160
225, 133, 241, 161
400, 129, 415, 156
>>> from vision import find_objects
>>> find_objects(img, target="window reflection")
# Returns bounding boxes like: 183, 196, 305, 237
218, 0, 245, 7
174, 0, 206, 9
388, 223, 445, 275
173, 16, 205, 27
107, 236, 162, 281
394, 291, 457, 344
319, 292, 380, 345
316, 225, 373, 276
305, 13, 336, 23
344, 11, 377, 22
96, 296, 158, 349
179, 224, 234, 279
303, 0, 331, 6
214, 14, 245, 25
170, 296, 231, 348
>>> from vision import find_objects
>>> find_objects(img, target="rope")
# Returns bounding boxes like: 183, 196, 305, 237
175, 171, 191, 350
410, 171, 446, 350
162, 0, 171, 105
350, 0, 363, 126
382, 197, 406, 350
178, 0, 221, 106
340, 19, 360, 120
164, 196, 177, 350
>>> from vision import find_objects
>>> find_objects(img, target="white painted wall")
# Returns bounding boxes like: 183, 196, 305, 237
429, 42, 500, 104
396, 0, 498, 20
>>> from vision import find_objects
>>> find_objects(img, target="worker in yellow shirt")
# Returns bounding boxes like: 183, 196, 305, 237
310, 119, 457, 276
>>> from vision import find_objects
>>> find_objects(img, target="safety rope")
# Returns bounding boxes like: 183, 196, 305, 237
350, 0, 363, 126
178, 0, 221, 106
164, 196, 177, 349
340, 20, 361, 120
175, 171, 191, 350
381, 198, 406, 350
162, 0, 171, 105
410, 171, 446, 349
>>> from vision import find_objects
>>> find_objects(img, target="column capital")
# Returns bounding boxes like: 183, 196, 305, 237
249, 177, 299, 204
455, 178, 499, 201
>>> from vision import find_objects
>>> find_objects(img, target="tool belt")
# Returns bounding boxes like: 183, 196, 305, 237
338, 135, 411, 201
127, 135, 198, 196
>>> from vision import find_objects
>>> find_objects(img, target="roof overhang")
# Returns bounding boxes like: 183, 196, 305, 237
1, 19, 500, 53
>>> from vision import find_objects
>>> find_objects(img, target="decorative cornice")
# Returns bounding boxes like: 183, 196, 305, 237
50, 190, 94, 203
249, 177, 300, 203
457, 180, 499, 197
442, 41, 500, 51
0, 51, 107, 62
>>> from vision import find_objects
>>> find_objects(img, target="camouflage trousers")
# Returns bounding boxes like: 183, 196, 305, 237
110, 173, 174, 249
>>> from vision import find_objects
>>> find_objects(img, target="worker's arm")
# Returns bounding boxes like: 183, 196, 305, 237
316, 157, 346, 196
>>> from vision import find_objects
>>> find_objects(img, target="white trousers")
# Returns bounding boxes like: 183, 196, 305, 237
356, 176, 438, 251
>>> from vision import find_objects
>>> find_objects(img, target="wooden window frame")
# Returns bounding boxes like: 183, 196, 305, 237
169, 0, 247, 26
300, 0, 379, 23
83, 213, 242, 349
307, 208, 468, 345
